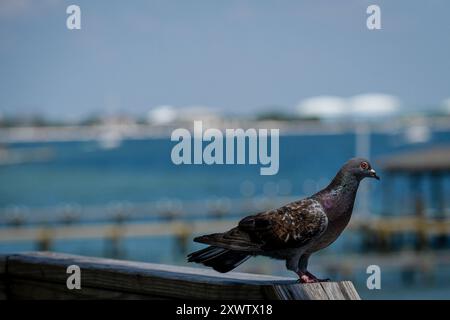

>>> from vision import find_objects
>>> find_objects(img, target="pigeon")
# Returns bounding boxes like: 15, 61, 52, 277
187, 158, 380, 283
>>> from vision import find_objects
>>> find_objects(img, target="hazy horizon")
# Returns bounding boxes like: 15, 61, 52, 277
1, 0, 450, 120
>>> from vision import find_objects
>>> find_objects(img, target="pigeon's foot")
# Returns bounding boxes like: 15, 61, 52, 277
305, 271, 330, 283
296, 271, 318, 283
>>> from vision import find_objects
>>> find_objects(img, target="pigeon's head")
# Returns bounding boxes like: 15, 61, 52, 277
344, 158, 380, 181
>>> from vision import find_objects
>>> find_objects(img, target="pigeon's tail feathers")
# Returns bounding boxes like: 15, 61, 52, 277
187, 246, 250, 273
193, 228, 261, 251
187, 246, 226, 263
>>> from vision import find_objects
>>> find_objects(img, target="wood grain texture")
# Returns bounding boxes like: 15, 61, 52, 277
0, 254, 6, 274
8, 278, 160, 300
0, 254, 7, 300
338, 281, 361, 300
267, 283, 329, 300
2, 251, 361, 300
320, 282, 346, 300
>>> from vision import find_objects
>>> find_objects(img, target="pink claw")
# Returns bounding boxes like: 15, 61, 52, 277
297, 272, 318, 283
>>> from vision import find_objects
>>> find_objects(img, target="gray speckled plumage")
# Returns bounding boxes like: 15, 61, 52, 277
187, 158, 379, 282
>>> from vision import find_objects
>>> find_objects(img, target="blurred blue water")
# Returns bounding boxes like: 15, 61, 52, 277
1, 131, 449, 210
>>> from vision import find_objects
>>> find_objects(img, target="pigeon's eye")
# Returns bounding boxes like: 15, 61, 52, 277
360, 162, 369, 170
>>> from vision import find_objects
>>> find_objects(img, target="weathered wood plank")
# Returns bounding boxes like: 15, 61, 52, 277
264, 284, 299, 300
298, 283, 330, 300
267, 282, 331, 300
320, 282, 346, 300
8, 251, 293, 283
7, 252, 292, 299
8, 278, 161, 300
338, 281, 361, 300
0, 254, 6, 274
0, 254, 7, 300
4, 252, 361, 300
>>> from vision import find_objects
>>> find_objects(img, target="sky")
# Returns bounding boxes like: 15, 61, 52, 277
0, 0, 449, 120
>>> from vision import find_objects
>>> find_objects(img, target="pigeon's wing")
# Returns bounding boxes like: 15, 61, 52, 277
193, 198, 327, 252
238, 198, 328, 251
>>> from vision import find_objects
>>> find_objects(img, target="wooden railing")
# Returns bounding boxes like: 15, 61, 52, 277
0, 252, 360, 300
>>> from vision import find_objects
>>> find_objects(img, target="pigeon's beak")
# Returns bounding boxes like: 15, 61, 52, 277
369, 169, 380, 180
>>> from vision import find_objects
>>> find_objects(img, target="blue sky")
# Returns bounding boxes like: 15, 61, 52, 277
0, 0, 449, 119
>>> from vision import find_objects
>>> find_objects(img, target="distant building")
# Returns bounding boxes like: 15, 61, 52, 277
147, 105, 221, 126
296, 93, 400, 121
